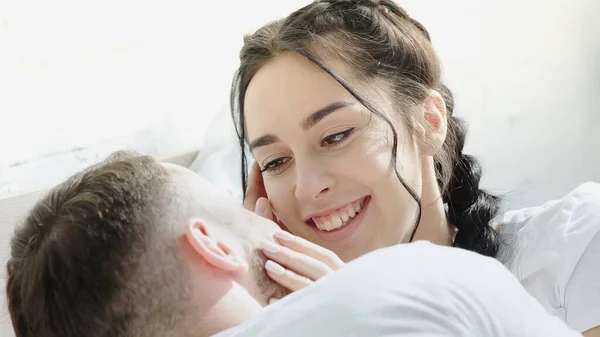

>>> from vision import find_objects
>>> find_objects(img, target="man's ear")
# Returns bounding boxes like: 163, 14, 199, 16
184, 219, 248, 274
419, 90, 448, 156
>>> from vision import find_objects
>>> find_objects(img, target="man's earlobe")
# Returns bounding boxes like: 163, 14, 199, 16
184, 219, 248, 273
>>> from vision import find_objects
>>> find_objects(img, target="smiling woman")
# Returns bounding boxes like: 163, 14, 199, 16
242, 51, 437, 261
234, 0, 492, 263
229, 0, 600, 335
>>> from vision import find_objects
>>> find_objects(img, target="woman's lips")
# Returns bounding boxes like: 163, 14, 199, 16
309, 196, 368, 231
308, 196, 371, 242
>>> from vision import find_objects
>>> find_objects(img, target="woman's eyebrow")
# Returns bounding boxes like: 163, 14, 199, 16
249, 134, 280, 151
249, 101, 354, 151
300, 101, 354, 131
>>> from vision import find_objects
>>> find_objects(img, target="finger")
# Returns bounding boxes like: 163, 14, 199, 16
243, 162, 267, 211
273, 231, 345, 270
261, 240, 332, 280
255, 197, 275, 222
265, 260, 313, 292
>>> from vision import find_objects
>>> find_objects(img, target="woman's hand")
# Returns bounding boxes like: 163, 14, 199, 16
246, 162, 345, 295
261, 231, 345, 296
244, 162, 277, 222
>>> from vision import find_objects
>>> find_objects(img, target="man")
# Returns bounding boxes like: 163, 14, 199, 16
6, 152, 288, 337
6, 152, 580, 337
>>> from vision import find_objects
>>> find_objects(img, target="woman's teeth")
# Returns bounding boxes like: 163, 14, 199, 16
313, 200, 363, 232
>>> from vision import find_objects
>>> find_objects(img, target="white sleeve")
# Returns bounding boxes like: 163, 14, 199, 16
564, 224, 600, 332
538, 182, 600, 333
497, 182, 600, 333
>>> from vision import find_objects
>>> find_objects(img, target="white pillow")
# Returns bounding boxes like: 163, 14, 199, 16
189, 110, 252, 204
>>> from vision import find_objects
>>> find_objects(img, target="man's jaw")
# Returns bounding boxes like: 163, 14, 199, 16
249, 248, 291, 305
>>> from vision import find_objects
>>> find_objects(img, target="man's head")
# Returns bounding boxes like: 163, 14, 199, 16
6, 151, 287, 337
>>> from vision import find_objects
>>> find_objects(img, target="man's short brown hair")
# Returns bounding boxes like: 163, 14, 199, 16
6, 152, 192, 337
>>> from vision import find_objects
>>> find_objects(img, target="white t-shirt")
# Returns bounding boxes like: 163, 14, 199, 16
214, 242, 580, 337
497, 182, 600, 333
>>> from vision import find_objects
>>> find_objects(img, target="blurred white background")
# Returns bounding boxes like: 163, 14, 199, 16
0, 0, 599, 209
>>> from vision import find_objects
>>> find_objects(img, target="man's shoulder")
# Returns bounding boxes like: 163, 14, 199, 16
215, 242, 558, 337
342, 240, 499, 276
217, 243, 476, 337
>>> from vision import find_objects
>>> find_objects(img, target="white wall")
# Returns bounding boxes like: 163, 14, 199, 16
0, 0, 310, 198
1, 0, 599, 209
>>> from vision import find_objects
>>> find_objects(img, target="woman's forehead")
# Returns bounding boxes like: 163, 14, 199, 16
243, 53, 358, 138
247, 54, 344, 105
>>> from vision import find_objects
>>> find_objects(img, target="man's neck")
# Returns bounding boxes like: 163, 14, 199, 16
193, 281, 264, 336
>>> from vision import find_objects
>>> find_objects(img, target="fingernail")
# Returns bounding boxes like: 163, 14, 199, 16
274, 231, 295, 242
261, 240, 280, 254
265, 260, 286, 275
255, 198, 267, 216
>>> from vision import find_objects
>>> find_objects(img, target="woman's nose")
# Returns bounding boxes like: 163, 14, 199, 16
293, 158, 335, 201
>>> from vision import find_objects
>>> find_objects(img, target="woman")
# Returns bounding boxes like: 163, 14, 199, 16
230, 0, 600, 335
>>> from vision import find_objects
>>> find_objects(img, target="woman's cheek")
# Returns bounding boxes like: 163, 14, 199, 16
352, 139, 395, 184
264, 177, 294, 221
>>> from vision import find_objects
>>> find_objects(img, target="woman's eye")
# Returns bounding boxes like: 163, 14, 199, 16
321, 128, 355, 147
261, 157, 290, 173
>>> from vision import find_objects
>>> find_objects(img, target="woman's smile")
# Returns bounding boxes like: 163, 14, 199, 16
307, 196, 371, 242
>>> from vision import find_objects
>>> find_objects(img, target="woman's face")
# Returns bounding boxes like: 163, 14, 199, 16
244, 52, 425, 261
